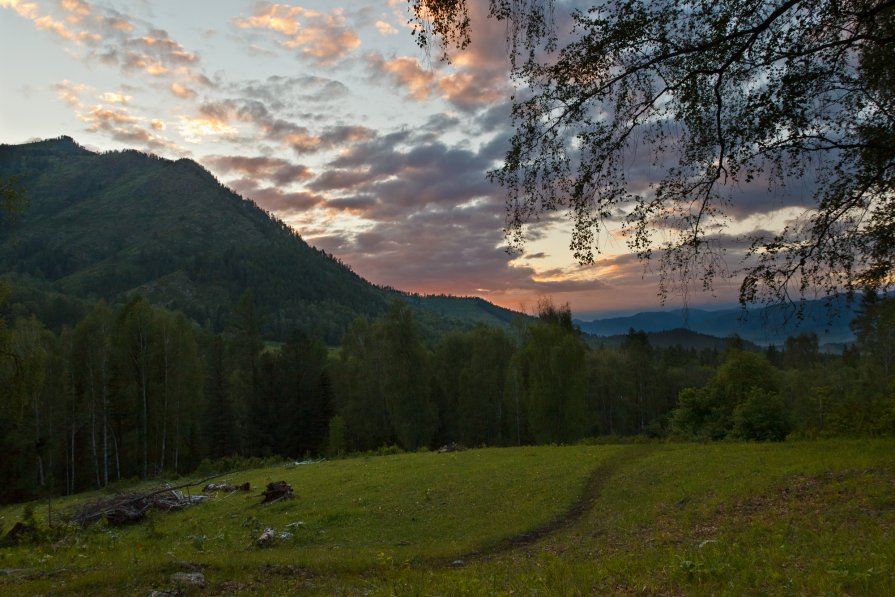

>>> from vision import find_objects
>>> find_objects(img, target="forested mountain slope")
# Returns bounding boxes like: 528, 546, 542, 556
0, 136, 519, 342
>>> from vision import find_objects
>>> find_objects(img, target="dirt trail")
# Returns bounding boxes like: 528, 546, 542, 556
433, 445, 654, 567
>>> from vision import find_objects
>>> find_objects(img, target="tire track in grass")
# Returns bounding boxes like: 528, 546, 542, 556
431, 445, 655, 568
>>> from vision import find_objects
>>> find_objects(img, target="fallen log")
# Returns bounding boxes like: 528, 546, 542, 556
203, 482, 250, 493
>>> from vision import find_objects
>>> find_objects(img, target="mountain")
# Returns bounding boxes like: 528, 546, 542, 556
0, 136, 521, 343
585, 328, 760, 351
574, 298, 862, 348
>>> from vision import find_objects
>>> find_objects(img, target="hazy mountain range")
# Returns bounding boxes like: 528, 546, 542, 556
575, 299, 861, 349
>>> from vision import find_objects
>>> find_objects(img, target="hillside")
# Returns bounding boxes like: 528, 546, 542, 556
0, 441, 891, 595
588, 327, 760, 351
0, 136, 520, 342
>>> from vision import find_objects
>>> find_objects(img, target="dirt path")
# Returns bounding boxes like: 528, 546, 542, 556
431, 445, 654, 567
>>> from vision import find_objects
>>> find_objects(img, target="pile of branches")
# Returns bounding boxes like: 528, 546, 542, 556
69, 487, 207, 527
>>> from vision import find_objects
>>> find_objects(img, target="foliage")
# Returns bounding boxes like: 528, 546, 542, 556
730, 388, 794, 441
671, 349, 785, 440
411, 0, 895, 305
325, 415, 347, 456
332, 303, 437, 451
0, 175, 26, 233
517, 302, 589, 443
432, 325, 516, 445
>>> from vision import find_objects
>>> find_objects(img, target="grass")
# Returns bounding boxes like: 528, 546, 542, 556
1, 440, 893, 595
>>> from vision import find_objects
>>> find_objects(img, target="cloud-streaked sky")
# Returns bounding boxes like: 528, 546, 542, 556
1, 0, 807, 317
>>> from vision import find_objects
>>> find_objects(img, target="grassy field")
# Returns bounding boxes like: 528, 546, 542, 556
0, 440, 892, 595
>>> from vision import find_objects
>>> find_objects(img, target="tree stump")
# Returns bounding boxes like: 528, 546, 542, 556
261, 481, 293, 503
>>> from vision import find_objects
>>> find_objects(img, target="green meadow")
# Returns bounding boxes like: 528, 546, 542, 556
1, 440, 893, 595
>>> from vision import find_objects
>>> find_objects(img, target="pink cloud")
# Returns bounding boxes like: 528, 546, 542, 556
234, 3, 361, 65
365, 53, 436, 101
170, 82, 197, 100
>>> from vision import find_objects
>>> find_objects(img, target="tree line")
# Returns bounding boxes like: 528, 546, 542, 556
2, 288, 894, 503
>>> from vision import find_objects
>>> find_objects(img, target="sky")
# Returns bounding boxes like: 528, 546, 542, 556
0, 0, 781, 319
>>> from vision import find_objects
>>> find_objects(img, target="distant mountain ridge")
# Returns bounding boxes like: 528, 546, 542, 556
574, 298, 861, 348
0, 136, 521, 342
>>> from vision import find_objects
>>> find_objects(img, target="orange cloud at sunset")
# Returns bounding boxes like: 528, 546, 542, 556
60, 0, 88, 21
169, 82, 197, 100
177, 115, 238, 144
53, 79, 89, 108
234, 3, 361, 65
366, 54, 436, 101
1, 0, 97, 44
74, 101, 178, 152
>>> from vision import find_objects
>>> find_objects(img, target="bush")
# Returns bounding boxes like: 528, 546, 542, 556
730, 389, 793, 441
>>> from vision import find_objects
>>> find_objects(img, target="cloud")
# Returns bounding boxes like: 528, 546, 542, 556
316, 136, 498, 220
2, 0, 211, 97
228, 177, 325, 214
203, 154, 314, 186
235, 75, 351, 109
187, 98, 375, 153
98, 91, 130, 104
95, 27, 199, 78
436, 70, 507, 111
77, 101, 177, 151
375, 20, 398, 36
364, 50, 509, 112
364, 52, 436, 101
233, 3, 361, 65
363, 0, 513, 113
0, 0, 99, 43
53, 79, 89, 108
177, 114, 239, 144
169, 82, 197, 100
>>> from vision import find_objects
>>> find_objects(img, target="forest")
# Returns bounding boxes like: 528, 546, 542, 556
2, 282, 893, 504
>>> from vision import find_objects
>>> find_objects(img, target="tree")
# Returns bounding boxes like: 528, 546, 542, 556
278, 330, 330, 456
730, 388, 794, 441
332, 317, 393, 450
411, 0, 895, 306
620, 330, 655, 434
73, 303, 114, 487
670, 349, 784, 439
204, 334, 238, 459
518, 301, 589, 443
114, 297, 156, 479
0, 176, 26, 233
852, 294, 895, 378
433, 326, 515, 445
379, 302, 437, 450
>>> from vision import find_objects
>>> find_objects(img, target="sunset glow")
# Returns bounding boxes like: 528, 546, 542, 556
0, 0, 784, 317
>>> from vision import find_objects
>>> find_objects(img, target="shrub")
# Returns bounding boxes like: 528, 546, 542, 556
730, 389, 793, 441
